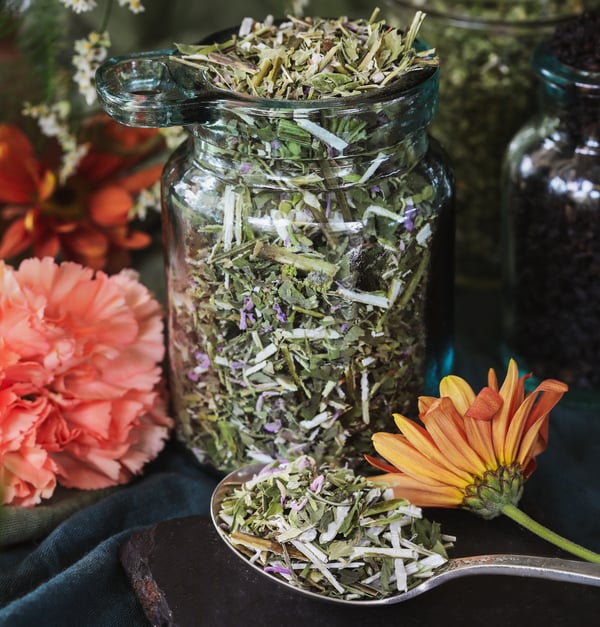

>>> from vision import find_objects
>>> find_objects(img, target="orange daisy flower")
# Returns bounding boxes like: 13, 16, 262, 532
367, 359, 568, 518
0, 115, 164, 272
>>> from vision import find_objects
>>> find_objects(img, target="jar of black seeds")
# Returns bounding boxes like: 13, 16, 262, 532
501, 11, 600, 407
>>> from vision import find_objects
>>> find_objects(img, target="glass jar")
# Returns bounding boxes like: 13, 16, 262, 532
385, 0, 591, 284
501, 42, 600, 407
96, 40, 454, 472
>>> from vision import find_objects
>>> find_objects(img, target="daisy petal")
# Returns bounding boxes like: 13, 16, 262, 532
372, 432, 471, 488
492, 359, 521, 462
465, 387, 503, 421
370, 473, 464, 507
421, 398, 488, 476
439, 375, 476, 415
393, 413, 473, 482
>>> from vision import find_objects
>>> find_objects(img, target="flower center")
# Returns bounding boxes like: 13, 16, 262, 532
461, 463, 525, 520
41, 179, 88, 221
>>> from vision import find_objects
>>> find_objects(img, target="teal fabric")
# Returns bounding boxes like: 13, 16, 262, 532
0, 487, 117, 549
0, 440, 220, 626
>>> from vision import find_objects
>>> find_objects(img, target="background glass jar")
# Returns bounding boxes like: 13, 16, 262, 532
501, 42, 600, 408
97, 45, 454, 473
385, 0, 592, 285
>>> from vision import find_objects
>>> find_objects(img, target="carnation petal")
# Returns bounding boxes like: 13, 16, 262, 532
2, 258, 172, 501
54, 451, 124, 488
1, 444, 57, 507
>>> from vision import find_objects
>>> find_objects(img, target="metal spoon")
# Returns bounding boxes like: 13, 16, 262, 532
210, 464, 600, 606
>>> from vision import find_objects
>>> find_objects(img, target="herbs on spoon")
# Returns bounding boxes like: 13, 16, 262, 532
215, 456, 455, 601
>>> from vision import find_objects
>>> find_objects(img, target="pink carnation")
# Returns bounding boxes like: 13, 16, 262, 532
0, 257, 173, 506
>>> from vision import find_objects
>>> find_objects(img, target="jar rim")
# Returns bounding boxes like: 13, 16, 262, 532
97, 31, 439, 128
534, 42, 600, 94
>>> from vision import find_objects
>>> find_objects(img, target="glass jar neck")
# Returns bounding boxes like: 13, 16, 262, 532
188, 69, 439, 188
534, 43, 600, 146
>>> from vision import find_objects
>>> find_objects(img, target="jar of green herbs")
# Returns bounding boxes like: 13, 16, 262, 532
385, 0, 593, 285
501, 12, 600, 408
96, 12, 455, 472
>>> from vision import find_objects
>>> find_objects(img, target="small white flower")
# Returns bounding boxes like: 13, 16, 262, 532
23, 101, 90, 184
23, 101, 70, 140
58, 0, 97, 13
118, 0, 145, 13
72, 31, 111, 106
59, 143, 90, 183
129, 182, 161, 221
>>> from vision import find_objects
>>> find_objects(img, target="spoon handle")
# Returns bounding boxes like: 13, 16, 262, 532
446, 554, 600, 586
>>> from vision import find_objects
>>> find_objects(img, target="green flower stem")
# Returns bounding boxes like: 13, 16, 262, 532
502, 503, 600, 563
99, 0, 115, 32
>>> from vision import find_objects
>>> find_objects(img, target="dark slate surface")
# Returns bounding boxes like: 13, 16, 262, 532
120, 509, 600, 627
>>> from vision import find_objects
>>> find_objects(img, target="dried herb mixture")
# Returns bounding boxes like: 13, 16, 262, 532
173, 9, 437, 100
216, 456, 453, 601
165, 10, 452, 471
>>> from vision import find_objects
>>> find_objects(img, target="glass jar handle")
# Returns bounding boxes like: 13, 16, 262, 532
95, 51, 242, 128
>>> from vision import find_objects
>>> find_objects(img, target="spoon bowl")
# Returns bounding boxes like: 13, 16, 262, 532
210, 464, 600, 606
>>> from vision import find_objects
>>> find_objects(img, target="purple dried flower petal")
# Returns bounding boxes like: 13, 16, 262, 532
196, 352, 211, 369
264, 566, 292, 576
273, 301, 288, 323
187, 370, 200, 382
289, 496, 308, 511
310, 474, 325, 493
264, 421, 281, 433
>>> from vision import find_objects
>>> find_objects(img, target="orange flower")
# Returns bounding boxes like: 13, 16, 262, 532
368, 359, 568, 518
0, 115, 163, 272
0, 257, 173, 506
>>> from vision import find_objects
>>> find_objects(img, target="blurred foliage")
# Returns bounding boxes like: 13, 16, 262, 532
76, 0, 380, 53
